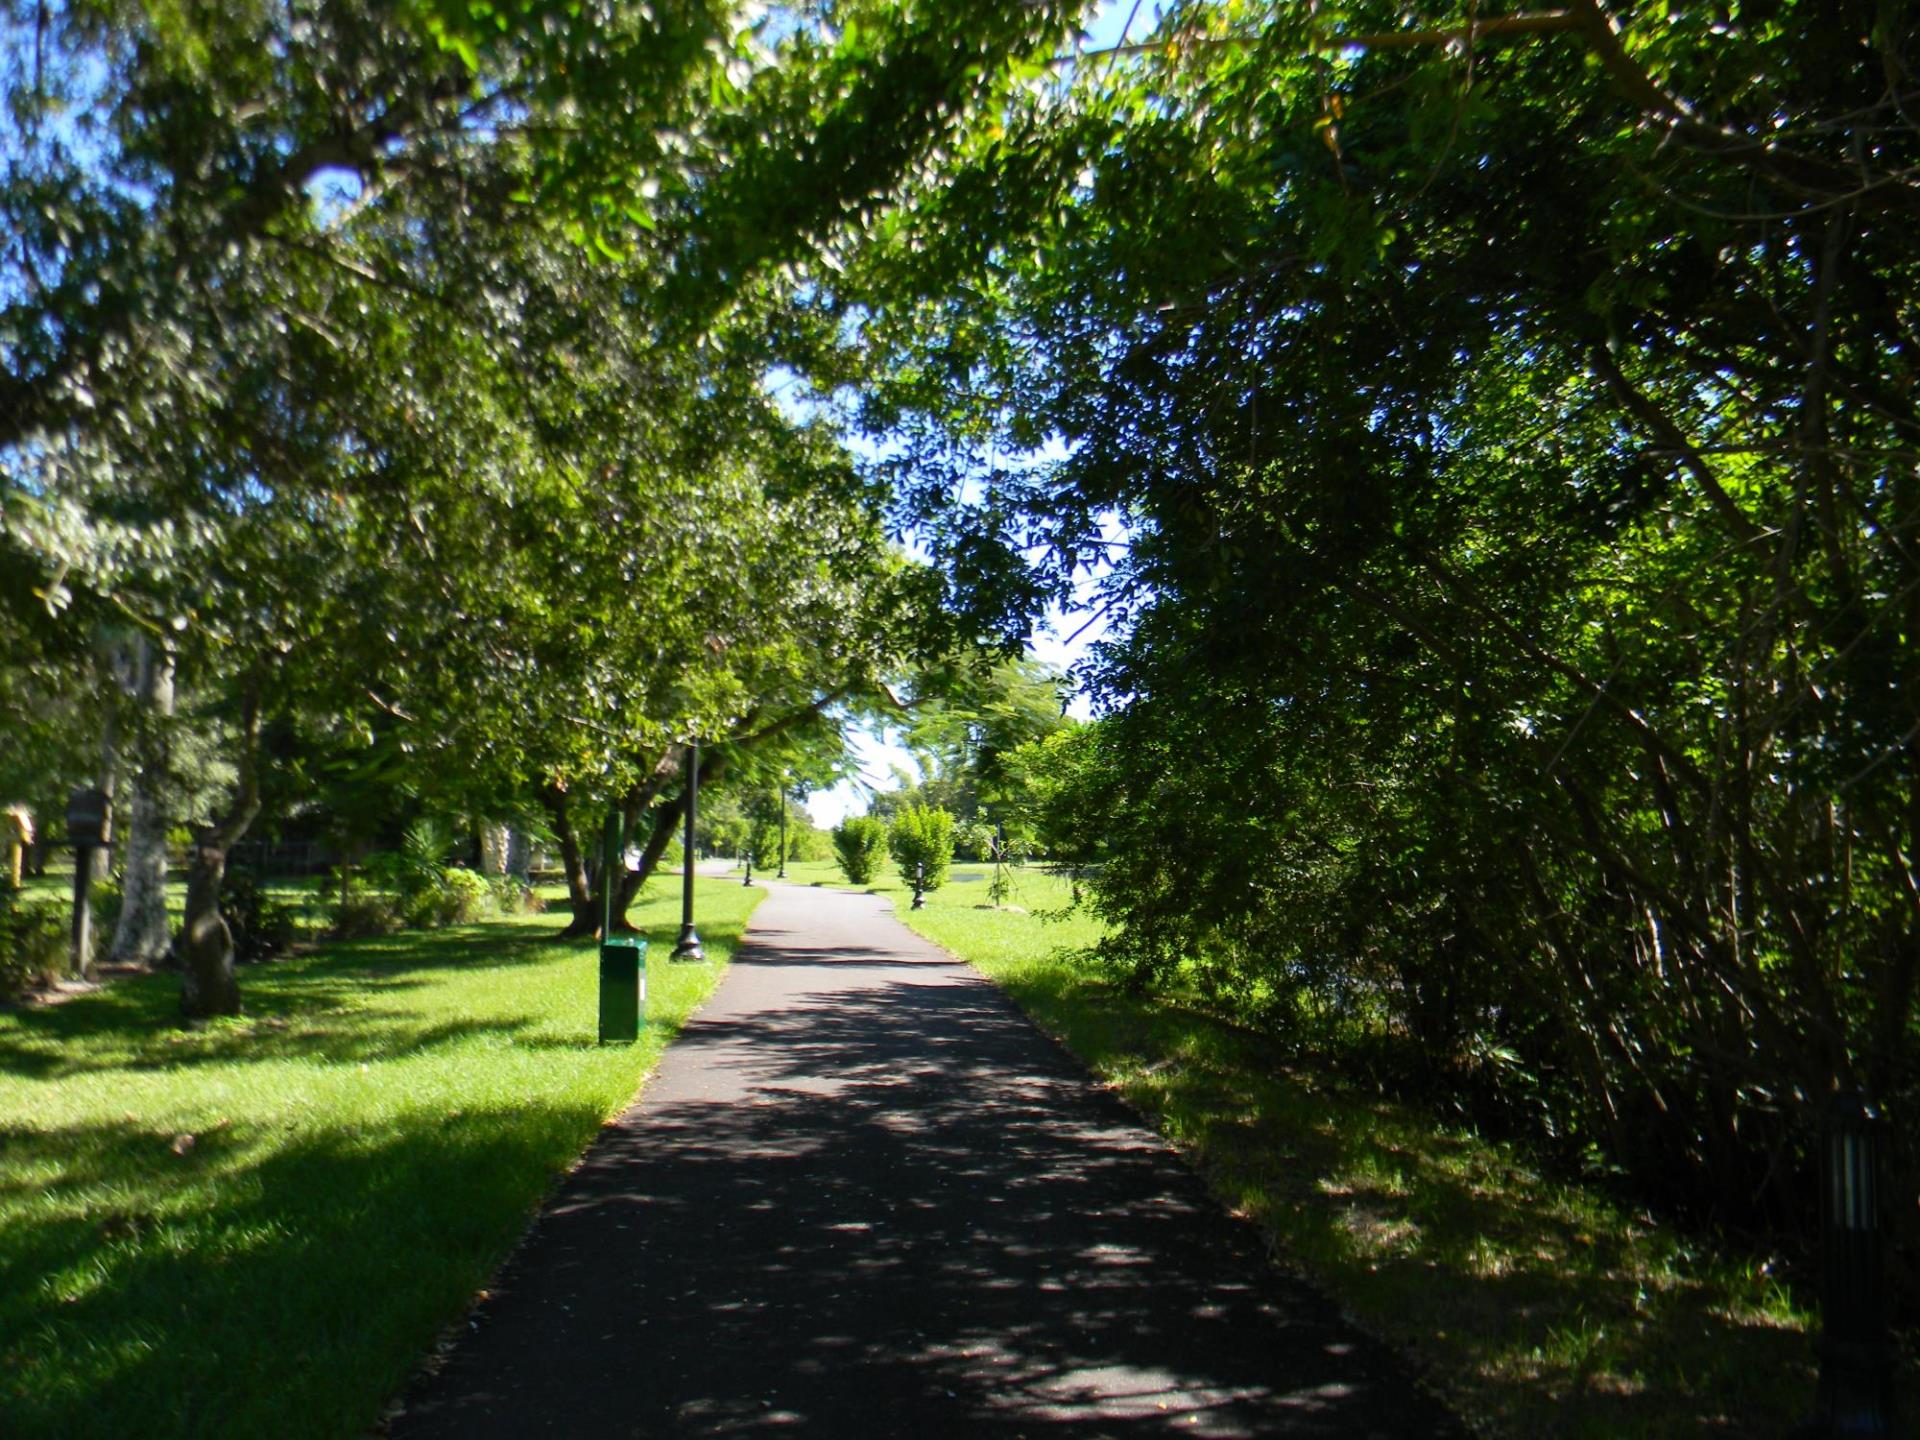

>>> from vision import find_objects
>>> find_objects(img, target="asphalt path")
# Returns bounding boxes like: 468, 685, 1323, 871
387, 881, 1464, 1438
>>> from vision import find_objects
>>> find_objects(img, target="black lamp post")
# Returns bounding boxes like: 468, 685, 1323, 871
670, 741, 704, 962
777, 777, 788, 880
1805, 1089, 1897, 1437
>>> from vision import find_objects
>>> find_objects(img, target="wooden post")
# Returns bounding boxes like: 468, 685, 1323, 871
65, 788, 111, 979
71, 845, 93, 976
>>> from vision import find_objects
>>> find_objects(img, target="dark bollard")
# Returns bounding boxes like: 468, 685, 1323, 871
598, 937, 646, 1043
911, 861, 926, 910
595, 808, 645, 1042
1804, 1089, 1898, 1438
743, 853, 753, 886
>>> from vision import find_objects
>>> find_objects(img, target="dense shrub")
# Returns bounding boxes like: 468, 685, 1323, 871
401, 867, 492, 929
748, 815, 829, 869
223, 868, 298, 962
831, 816, 888, 885
953, 820, 997, 862
346, 821, 495, 932
783, 820, 829, 863
488, 877, 544, 915
888, 806, 955, 892
363, 819, 455, 905
328, 893, 404, 940
0, 887, 69, 994
92, 881, 123, 944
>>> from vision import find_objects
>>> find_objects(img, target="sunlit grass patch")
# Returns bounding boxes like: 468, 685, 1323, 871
0, 878, 757, 1440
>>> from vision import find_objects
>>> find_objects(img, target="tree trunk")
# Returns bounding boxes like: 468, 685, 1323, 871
611, 747, 731, 930
110, 637, 176, 965
177, 683, 262, 1020
542, 787, 599, 938
613, 792, 684, 929
111, 784, 173, 964
179, 838, 240, 1016
477, 822, 509, 877
602, 752, 680, 931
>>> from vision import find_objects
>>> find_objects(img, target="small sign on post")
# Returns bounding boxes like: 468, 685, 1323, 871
66, 787, 111, 847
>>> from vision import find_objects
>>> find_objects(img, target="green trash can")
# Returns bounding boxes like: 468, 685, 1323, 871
599, 936, 647, 1043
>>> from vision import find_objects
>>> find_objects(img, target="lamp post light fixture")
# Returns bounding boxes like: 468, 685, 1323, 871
1805, 1089, 1898, 1437
742, 851, 753, 886
670, 740, 704, 963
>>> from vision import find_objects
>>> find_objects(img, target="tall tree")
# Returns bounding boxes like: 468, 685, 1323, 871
833, 0, 1920, 1272
3, 0, 1082, 1009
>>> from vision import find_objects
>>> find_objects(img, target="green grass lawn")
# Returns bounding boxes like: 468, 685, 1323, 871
0, 876, 757, 1440
778, 856, 1905, 1438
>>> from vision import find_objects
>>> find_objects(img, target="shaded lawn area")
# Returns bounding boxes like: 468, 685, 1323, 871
775, 857, 1907, 1437
15, 869, 331, 957
0, 877, 758, 1440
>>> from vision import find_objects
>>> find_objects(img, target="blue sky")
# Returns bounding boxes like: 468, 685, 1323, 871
802, 1, 1154, 827
804, 1, 1147, 827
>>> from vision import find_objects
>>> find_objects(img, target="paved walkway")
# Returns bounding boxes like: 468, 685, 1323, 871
389, 883, 1462, 1438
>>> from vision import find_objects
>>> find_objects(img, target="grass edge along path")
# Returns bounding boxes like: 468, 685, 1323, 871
0, 878, 759, 1440
777, 858, 1882, 1439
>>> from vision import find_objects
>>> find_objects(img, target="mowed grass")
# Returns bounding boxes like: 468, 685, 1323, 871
778, 856, 1905, 1437
0, 877, 757, 1440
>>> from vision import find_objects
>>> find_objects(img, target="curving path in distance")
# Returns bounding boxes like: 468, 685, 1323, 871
388, 880, 1463, 1438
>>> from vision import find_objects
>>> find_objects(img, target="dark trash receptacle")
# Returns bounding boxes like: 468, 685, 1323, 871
599, 937, 647, 1043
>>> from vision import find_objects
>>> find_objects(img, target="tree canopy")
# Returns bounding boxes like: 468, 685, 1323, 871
820, 0, 1920, 1280
7, 0, 1916, 1311
0, 0, 1082, 1008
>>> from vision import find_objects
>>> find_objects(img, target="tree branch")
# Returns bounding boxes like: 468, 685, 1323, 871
1587, 344, 1767, 552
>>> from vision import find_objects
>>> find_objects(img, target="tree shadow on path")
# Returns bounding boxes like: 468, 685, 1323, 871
393, 930, 1462, 1438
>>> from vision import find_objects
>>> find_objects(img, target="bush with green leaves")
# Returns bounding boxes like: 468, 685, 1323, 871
0, 886, 69, 994
488, 877, 544, 915
750, 814, 830, 869
953, 819, 997, 862
351, 820, 495, 931
92, 881, 123, 947
784, 821, 829, 863
328, 893, 404, 940
223, 867, 298, 962
363, 819, 457, 907
402, 867, 493, 929
831, 816, 888, 885
888, 806, 955, 892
